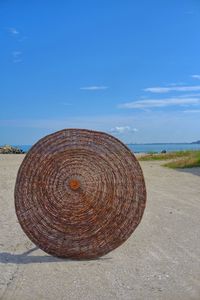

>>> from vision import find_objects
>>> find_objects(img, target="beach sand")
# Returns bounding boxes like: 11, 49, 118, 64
0, 154, 200, 300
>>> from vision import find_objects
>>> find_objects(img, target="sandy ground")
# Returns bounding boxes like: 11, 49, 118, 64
0, 154, 200, 300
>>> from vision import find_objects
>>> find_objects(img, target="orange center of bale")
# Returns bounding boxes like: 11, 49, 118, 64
69, 179, 80, 190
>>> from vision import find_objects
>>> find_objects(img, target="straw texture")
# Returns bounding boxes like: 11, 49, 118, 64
15, 129, 146, 259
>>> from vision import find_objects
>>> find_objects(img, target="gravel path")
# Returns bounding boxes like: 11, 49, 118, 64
0, 154, 200, 300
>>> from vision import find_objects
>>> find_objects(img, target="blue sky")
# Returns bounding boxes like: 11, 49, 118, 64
1, 0, 200, 144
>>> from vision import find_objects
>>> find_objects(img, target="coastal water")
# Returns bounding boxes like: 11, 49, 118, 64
128, 143, 200, 153
15, 143, 200, 153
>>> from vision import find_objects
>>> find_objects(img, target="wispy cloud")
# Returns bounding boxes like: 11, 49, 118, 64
183, 109, 200, 113
8, 27, 19, 36
7, 27, 28, 42
178, 93, 200, 98
184, 10, 195, 15
0, 116, 136, 131
60, 102, 72, 106
119, 96, 200, 109
7, 27, 25, 62
0, 113, 199, 144
110, 126, 138, 134
191, 75, 200, 80
12, 51, 22, 63
80, 86, 108, 90
144, 85, 200, 93
167, 82, 185, 86
12, 51, 22, 57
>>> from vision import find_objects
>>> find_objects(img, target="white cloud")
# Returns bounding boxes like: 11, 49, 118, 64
144, 85, 200, 93
0, 115, 136, 130
167, 82, 185, 86
8, 27, 19, 35
12, 51, 22, 63
80, 86, 108, 90
12, 51, 22, 57
1, 112, 199, 144
13, 59, 22, 63
178, 93, 200, 98
191, 75, 200, 80
185, 11, 195, 15
18, 36, 28, 42
110, 126, 138, 134
60, 102, 72, 106
7, 27, 27, 42
183, 109, 200, 113
119, 97, 200, 109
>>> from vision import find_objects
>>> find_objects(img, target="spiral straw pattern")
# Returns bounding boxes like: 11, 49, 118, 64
15, 129, 146, 259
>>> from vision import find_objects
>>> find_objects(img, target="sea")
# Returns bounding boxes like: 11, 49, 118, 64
15, 143, 200, 154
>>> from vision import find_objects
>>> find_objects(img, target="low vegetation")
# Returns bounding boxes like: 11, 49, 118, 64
139, 150, 200, 168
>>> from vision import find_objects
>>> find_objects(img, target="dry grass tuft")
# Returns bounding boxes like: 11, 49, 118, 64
139, 150, 200, 168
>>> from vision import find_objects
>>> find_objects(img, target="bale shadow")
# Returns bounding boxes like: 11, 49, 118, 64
0, 246, 111, 264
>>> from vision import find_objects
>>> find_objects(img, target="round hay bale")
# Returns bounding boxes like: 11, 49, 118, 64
15, 129, 146, 259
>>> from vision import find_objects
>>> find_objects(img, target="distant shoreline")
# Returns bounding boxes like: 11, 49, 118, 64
10, 142, 200, 147
128, 142, 200, 145
2, 142, 200, 154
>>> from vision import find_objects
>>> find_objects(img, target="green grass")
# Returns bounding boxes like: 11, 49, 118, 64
139, 150, 200, 168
